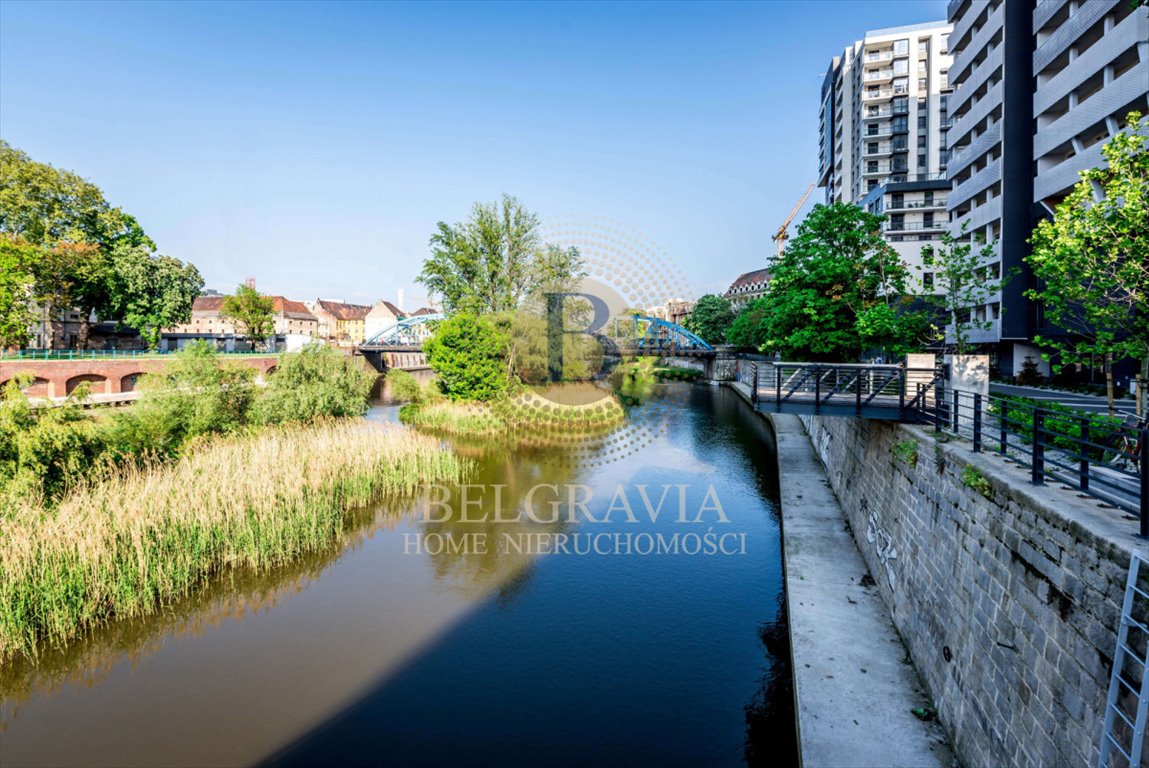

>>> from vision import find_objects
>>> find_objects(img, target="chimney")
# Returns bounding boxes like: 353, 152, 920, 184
397, 288, 405, 312
244, 277, 256, 290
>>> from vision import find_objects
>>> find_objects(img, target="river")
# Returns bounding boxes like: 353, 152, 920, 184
0, 383, 795, 767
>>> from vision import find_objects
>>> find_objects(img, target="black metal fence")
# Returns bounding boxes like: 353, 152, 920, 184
936, 389, 1148, 538
749, 361, 943, 420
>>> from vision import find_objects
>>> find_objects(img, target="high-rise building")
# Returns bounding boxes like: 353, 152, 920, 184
946, 0, 1148, 375
818, 21, 954, 281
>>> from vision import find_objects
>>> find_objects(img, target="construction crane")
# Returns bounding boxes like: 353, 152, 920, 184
772, 183, 815, 259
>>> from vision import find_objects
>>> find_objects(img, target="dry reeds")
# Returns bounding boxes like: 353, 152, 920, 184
0, 420, 468, 664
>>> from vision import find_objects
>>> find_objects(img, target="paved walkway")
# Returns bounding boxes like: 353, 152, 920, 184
991, 382, 1139, 417
730, 382, 953, 767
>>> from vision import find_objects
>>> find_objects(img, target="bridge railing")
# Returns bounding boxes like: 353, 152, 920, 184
935, 389, 1147, 537
1, 349, 278, 361
749, 361, 942, 419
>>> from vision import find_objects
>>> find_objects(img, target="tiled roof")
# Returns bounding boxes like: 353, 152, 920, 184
317, 300, 370, 321
373, 300, 404, 316
192, 296, 226, 312
411, 307, 438, 316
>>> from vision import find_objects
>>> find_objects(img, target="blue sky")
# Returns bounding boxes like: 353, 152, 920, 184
0, 0, 945, 308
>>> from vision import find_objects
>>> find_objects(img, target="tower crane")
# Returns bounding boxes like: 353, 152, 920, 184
772, 183, 815, 259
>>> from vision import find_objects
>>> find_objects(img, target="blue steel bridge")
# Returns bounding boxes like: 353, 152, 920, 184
356, 313, 716, 372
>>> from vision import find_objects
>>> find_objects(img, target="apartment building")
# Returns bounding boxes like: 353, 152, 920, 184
946, 0, 1148, 374
818, 21, 954, 280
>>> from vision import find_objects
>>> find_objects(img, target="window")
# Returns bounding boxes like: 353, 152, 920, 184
923, 213, 934, 227
869, 142, 879, 153
924, 191, 934, 206
894, 59, 909, 75
918, 153, 927, 168
923, 272, 934, 289
918, 77, 927, 91
892, 192, 905, 207
918, 38, 929, 54
894, 39, 909, 55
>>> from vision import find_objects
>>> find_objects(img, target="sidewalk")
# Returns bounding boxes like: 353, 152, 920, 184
729, 382, 953, 767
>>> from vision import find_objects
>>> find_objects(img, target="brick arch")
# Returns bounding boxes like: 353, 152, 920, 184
120, 372, 144, 392
66, 374, 108, 396
3, 377, 52, 395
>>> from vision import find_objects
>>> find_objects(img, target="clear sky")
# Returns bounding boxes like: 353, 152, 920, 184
0, 0, 945, 308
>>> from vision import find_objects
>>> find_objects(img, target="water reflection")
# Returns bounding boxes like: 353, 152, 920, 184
1, 384, 795, 767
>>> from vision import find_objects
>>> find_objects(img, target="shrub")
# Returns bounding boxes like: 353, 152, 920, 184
385, 369, 423, 403
252, 343, 373, 424
424, 314, 509, 402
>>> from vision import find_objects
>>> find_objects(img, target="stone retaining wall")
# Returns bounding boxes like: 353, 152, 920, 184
801, 414, 1144, 768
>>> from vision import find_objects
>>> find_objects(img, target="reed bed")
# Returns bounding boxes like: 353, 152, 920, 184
0, 421, 468, 665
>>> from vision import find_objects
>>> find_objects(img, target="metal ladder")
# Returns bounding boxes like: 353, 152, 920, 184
1099, 551, 1149, 768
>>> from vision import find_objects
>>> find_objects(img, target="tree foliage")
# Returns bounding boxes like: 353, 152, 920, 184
424, 314, 510, 401
684, 294, 735, 345
417, 195, 583, 315
726, 296, 771, 350
741, 203, 926, 361
252, 344, 374, 424
104, 246, 203, 349
1026, 111, 1149, 415
220, 284, 276, 349
0, 140, 197, 350
0, 236, 41, 348
921, 224, 1002, 355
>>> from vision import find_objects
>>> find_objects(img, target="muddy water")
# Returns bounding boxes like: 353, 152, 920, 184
0, 384, 795, 767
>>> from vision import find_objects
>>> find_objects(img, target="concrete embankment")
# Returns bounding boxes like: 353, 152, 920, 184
727, 382, 952, 768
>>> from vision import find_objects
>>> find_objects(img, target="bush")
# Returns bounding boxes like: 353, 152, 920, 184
385, 369, 423, 403
989, 394, 1126, 460
424, 314, 509, 402
108, 341, 256, 458
0, 379, 106, 504
253, 343, 373, 424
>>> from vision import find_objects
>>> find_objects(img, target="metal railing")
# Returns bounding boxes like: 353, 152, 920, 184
934, 389, 1148, 537
1, 349, 280, 360
749, 361, 942, 420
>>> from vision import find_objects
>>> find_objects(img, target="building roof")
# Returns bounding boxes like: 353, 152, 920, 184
316, 300, 370, 321
726, 268, 771, 293
371, 300, 404, 317
411, 306, 438, 316
272, 297, 317, 321
191, 296, 226, 312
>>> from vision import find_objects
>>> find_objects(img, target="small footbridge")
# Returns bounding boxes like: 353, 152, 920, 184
747, 360, 943, 422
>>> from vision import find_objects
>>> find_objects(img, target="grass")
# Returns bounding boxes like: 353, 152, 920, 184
0, 420, 469, 665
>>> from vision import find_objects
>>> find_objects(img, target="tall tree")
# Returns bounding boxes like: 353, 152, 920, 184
418, 195, 582, 315
0, 236, 41, 349
921, 224, 1003, 356
1026, 111, 1149, 416
0, 140, 158, 348
220, 284, 276, 350
684, 294, 735, 346
104, 246, 204, 350
752, 202, 927, 361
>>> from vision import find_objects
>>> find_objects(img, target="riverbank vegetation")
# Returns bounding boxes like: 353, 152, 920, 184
0, 342, 374, 505
0, 421, 468, 664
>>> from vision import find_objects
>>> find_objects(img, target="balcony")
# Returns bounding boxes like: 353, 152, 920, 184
864, 51, 894, 64
886, 199, 948, 212
865, 128, 894, 140
864, 69, 894, 83
863, 107, 894, 120
885, 220, 948, 232
863, 89, 894, 102
863, 162, 910, 176
863, 143, 894, 157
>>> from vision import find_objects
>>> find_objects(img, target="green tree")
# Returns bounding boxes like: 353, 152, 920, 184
424, 314, 509, 401
684, 294, 735, 345
726, 296, 770, 350
220, 283, 276, 350
0, 141, 157, 348
0, 236, 41, 348
921, 224, 1002, 355
418, 195, 582, 315
753, 202, 926, 361
252, 344, 374, 424
1026, 111, 1149, 416
103, 245, 203, 349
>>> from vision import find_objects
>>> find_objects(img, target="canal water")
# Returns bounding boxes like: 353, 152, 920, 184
0, 384, 795, 767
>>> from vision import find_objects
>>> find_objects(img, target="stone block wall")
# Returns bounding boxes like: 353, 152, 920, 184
800, 414, 1144, 768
